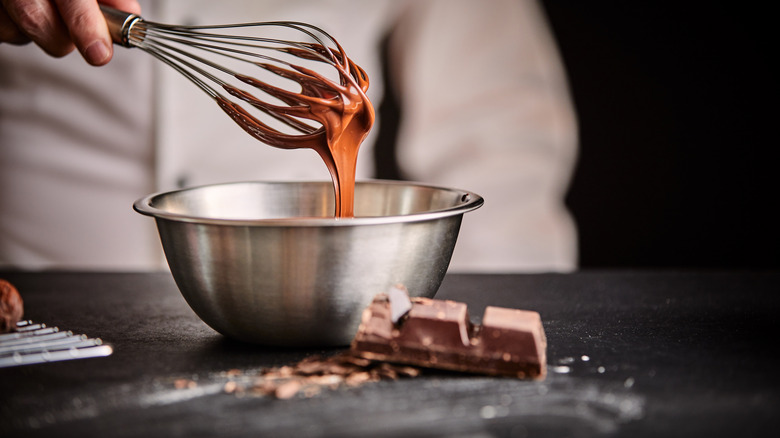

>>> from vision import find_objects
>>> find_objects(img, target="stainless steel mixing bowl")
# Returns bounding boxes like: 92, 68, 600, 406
133, 180, 483, 346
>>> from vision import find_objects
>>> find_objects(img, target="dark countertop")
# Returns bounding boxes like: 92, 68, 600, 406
1, 270, 778, 437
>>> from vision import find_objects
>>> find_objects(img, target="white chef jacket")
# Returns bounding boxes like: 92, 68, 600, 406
0, 0, 578, 272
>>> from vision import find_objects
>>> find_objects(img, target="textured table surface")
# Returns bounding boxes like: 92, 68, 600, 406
1, 270, 778, 437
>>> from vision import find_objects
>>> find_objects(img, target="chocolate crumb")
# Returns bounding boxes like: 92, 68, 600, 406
223, 381, 238, 393
302, 385, 322, 398
219, 352, 423, 399
274, 380, 303, 399
345, 371, 372, 386
174, 379, 197, 389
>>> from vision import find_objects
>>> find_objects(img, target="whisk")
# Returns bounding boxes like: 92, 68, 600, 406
100, 5, 374, 154
100, 6, 375, 217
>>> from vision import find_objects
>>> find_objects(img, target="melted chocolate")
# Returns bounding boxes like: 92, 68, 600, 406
215, 41, 374, 218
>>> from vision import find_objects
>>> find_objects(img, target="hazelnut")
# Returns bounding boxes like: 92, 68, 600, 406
0, 279, 24, 333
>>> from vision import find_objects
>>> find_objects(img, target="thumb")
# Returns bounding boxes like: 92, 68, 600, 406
54, 0, 112, 66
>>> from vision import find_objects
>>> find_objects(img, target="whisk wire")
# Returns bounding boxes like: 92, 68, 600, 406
142, 20, 346, 67
139, 22, 343, 71
130, 28, 320, 132
101, 6, 371, 141
135, 37, 222, 99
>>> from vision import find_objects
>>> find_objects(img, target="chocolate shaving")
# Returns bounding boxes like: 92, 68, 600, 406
222, 352, 422, 399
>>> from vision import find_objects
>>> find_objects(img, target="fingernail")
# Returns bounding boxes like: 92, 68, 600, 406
85, 40, 111, 65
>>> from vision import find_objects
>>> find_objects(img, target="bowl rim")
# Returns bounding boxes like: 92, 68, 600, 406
133, 179, 484, 227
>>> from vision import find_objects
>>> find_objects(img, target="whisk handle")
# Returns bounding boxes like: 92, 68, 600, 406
100, 5, 142, 47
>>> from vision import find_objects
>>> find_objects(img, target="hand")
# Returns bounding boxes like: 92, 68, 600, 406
0, 0, 141, 66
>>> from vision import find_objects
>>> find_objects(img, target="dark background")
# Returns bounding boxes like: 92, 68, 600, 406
540, 1, 779, 269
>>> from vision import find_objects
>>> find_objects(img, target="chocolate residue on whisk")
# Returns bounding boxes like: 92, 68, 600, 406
103, 8, 374, 216
217, 41, 374, 218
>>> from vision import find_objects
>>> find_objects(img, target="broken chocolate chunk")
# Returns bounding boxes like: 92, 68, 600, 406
387, 284, 413, 323
0, 279, 24, 333
351, 293, 547, 379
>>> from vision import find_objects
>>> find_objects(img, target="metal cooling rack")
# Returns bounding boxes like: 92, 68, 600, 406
0, 320, 113, 368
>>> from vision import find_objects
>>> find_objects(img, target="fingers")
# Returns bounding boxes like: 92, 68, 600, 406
1, 0, 75, 56
99, 0, 142, 15
0, 0, 142, 65
0, 3, 30, 44
54, 0, 142, 65
53, 0, 112, 65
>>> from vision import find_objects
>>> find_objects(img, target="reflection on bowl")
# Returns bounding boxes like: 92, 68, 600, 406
134, 180, 483, 346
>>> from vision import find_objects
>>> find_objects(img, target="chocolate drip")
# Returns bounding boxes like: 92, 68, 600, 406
215, 41, 374, 218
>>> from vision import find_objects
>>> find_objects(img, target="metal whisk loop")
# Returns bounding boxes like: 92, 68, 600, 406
101, 6, 372, 144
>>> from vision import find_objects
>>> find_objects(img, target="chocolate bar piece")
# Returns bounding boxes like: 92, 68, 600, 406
351, 292, 547, 379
